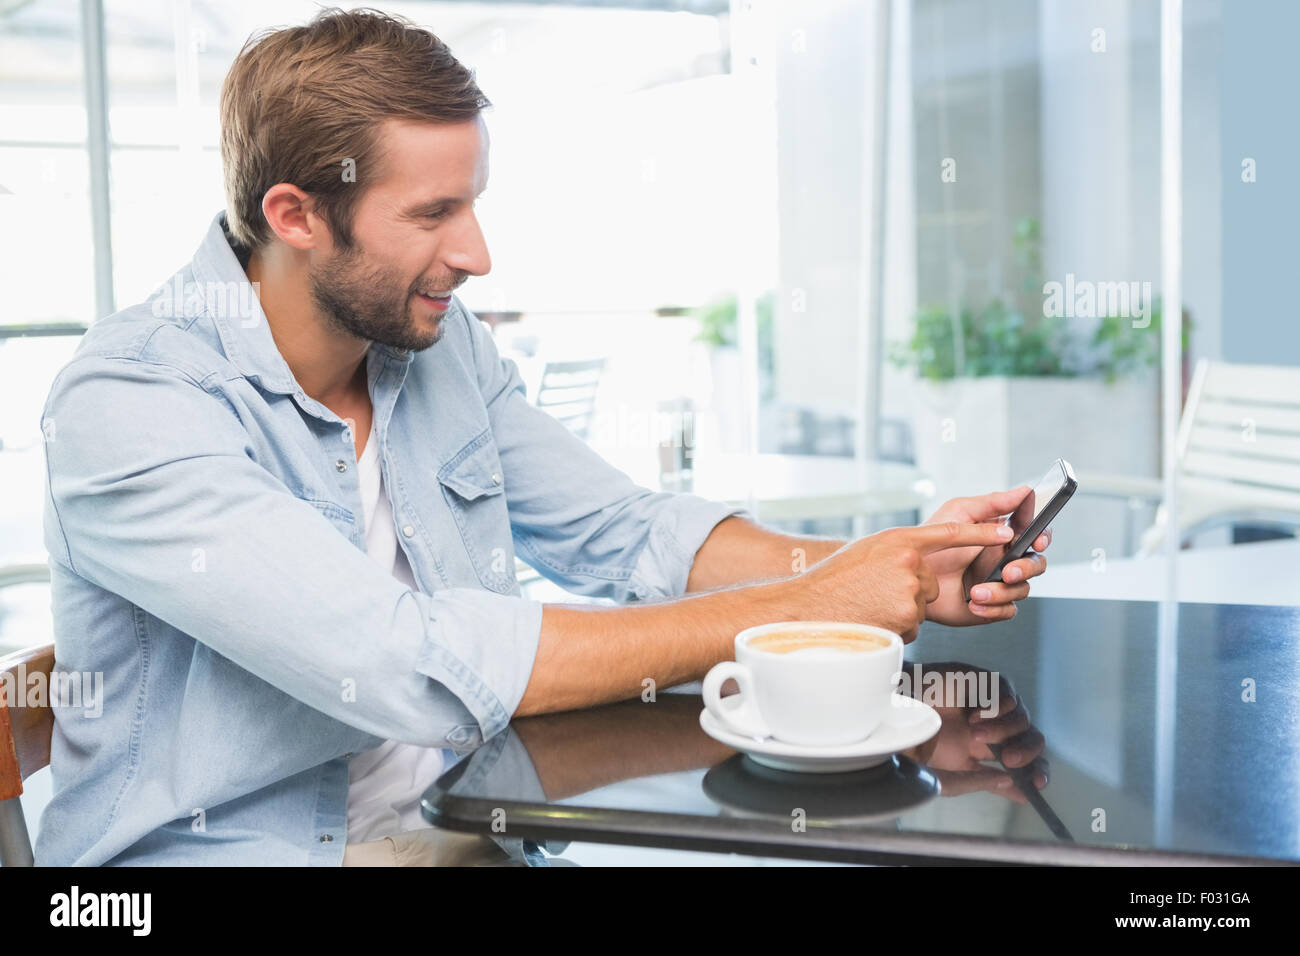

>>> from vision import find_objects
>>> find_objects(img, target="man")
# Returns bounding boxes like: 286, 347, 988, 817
36, 8, 1048, 866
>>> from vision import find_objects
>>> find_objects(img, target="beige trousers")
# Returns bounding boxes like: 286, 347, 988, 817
342, 827, 521, 867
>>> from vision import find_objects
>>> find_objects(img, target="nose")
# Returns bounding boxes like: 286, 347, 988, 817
443, 207, 492, 278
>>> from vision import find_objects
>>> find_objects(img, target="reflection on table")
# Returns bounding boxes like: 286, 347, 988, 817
423, 597, 1300, 866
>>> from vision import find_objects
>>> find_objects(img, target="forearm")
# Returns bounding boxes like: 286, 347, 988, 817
684, 515, 845, 593
514, 518, 1020, 718
514, 576, 795, 717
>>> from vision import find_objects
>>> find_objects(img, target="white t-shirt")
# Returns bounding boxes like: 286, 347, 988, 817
345, 422, 447, 844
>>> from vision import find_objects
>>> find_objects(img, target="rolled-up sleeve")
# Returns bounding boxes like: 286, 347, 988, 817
460, 303, 749, 604
42, 354, 539, 749
624, 493, 750, 602
415, 590, 542, 742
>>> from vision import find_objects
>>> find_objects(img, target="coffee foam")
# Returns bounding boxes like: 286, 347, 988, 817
748, 628, 891, 655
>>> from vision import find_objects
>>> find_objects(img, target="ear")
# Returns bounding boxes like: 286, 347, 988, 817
261, 184, 329, 252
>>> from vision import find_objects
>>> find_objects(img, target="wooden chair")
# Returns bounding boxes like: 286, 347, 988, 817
0, 643, 55, 866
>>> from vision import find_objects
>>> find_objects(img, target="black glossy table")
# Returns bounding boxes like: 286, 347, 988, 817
420, 598, 1300, 866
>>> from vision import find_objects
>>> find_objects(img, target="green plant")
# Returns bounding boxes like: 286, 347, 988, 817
1091, 298, 1193, 383
692, 291, 776, 399
890, 218, 1191, 381
889, 300, 1072, 381
693, 292, 773, 348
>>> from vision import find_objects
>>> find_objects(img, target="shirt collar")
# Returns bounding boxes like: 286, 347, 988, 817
191, 211, 412, 396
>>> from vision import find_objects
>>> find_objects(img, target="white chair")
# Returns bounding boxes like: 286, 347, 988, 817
1081, 360, 1300, 556
534, 358, 607, 441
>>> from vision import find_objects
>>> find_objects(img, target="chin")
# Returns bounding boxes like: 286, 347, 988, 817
412, 324, 444, 352
387, 310, 443, 352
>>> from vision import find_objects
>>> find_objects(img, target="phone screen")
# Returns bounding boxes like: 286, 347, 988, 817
962, 460, 1074, 597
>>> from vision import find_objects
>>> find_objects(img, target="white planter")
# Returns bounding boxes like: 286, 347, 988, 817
706, 346, 749, 454
911, 374, 1160, 561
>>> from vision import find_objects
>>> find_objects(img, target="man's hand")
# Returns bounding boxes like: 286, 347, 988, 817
920, 487, 1052, 627
904, 663, 1050, 802
791, 521, 1016, 643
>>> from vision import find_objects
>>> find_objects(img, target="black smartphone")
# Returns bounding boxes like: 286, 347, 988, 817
961, 458, 1077, 602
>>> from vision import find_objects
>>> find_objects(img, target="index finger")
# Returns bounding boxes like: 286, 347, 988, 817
905, 520, 1014, 554
951, 485, 1032, 522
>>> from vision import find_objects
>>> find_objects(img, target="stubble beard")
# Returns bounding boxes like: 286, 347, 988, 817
308, 242, 445, 353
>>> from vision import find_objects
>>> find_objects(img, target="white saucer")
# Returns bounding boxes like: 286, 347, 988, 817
699, 694, 941, 773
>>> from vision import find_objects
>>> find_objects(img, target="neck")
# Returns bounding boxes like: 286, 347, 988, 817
246, 242, 370, 408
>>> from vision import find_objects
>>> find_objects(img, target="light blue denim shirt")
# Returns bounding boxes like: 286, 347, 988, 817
35, 211, 744, 865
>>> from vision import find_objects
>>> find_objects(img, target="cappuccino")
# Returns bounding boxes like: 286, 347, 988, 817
704, 621, 905, 746
749, 628, 890, 655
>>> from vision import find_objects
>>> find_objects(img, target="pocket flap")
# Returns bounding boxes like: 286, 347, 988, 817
437, 433, 505, 502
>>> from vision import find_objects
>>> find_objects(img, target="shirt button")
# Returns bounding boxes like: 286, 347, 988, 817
447, 725, 476, 746
401, 524, 415, 538
319, 833, 334, 843
491, 472, 502, 485
335, 459, 347, 473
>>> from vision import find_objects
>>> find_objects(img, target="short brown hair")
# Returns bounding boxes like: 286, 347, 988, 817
219, 6, 490, 252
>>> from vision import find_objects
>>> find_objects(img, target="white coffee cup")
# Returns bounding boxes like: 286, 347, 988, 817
702, 621, 904, 747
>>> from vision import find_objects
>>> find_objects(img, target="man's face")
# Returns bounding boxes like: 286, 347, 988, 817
308, 116, 491, 352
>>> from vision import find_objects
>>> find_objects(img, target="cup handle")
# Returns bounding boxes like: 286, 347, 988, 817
702, 661, 771, 739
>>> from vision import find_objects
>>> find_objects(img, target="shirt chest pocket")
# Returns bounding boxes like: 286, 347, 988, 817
437, 432, 516, 593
